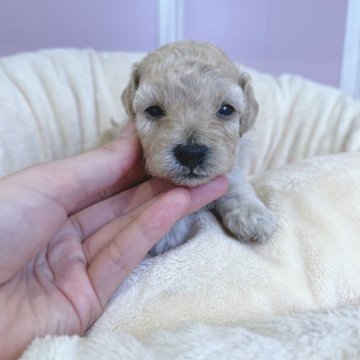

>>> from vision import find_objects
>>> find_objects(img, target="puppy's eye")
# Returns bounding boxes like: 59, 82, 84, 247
217, 104, 235, 118
145, 106, 165, 118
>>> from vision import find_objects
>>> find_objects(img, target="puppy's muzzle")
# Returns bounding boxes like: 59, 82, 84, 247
173, 143, 208, 170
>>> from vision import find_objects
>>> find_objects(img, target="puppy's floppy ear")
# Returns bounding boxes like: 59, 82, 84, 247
121, 63, 141, 119
238, 72, 259, 136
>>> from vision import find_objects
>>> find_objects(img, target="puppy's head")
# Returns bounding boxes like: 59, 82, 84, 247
122, 41, 258, 186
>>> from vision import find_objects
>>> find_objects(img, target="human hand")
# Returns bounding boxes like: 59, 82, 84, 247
0, 124, 228, 359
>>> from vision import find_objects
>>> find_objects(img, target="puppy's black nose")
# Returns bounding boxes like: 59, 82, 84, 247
174, 144, 208, 169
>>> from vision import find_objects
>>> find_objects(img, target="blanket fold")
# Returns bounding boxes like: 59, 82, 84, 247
22, 308, 360, 360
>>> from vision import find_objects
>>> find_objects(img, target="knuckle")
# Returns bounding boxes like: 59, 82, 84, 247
96, 188, 112, 202
69, 216, 86, 239
107, 240, 133, 274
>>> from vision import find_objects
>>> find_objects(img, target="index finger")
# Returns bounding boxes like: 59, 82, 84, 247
88, 188, 191, 307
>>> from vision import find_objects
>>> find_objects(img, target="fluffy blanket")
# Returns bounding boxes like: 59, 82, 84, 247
0, 49, 359, 359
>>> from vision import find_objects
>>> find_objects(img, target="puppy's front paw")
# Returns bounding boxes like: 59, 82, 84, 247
223, 204, 277, 243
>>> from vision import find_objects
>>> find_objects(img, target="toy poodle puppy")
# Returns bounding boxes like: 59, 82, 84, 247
121, 41, 276, 255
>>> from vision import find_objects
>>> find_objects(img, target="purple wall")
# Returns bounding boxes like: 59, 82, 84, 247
184, 0, 271, 71
0, 0, 348, 86
0, 0, 157, 55
184, 0, 348, 86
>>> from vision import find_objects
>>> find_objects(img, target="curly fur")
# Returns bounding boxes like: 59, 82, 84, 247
121, 41, 276, 255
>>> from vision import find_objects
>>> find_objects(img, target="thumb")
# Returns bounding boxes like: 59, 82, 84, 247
32, 123, 145, 213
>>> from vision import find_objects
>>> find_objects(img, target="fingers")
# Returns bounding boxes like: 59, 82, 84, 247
69, 177, 174, 240
184, 176, 229, 216
69, 159, 147, 215
0, 123, 145, 283
87, 188, 191, 307
83, 176, 228, 262
33, 122, 145, 214
86, 176, 229, 306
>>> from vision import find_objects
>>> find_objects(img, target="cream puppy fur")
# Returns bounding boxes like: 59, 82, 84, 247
122, 41, 276, 255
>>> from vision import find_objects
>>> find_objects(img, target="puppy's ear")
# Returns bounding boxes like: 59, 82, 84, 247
238, 72, 259, 136
121, 63, 141, 119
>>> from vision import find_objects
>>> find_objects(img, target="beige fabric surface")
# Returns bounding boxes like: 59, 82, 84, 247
0, 49, 359, 359
22, 307, 360, 360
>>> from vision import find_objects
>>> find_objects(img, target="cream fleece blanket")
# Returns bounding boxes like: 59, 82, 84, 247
0, 49, 359, 359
